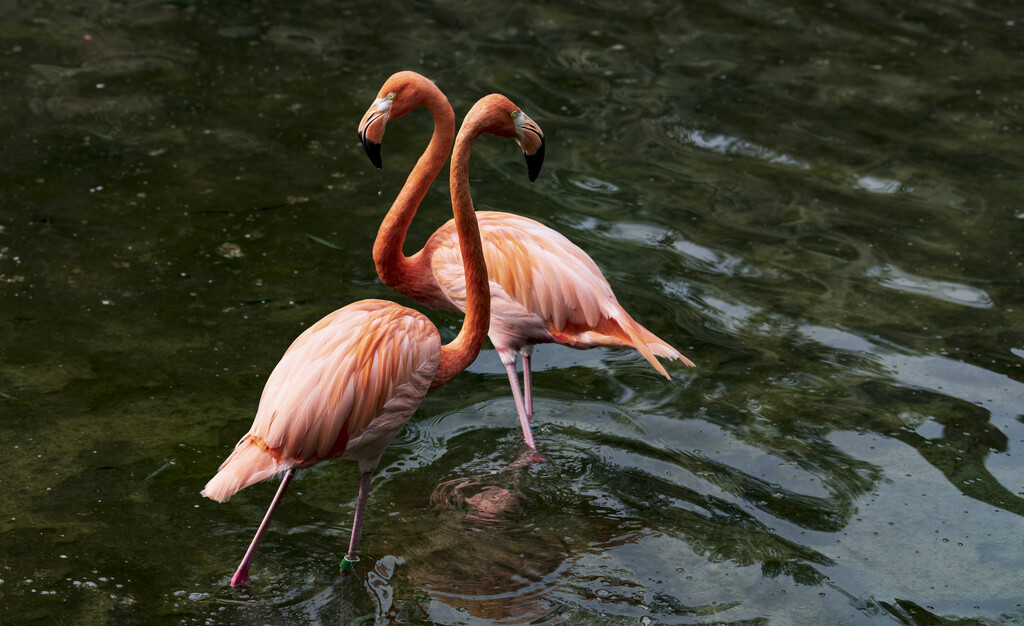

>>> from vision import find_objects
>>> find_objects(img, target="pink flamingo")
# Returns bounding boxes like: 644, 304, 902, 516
202, 89, 544, 587
358, 71, 693, 452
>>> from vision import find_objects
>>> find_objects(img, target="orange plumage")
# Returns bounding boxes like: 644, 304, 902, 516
204, 78, 536, 587
360, 72, 693, 452
202, 301, 441, 503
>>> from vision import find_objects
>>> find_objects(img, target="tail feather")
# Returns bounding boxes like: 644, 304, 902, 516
201, 439, 284, 503
549, 314, 695, 378
619, 319, 674, 379
627, 319, 696, 369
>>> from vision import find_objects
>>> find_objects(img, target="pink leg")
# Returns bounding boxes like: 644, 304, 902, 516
230, 468, 295, 587
341, 471, 373, 571
504, 361, 537, 451
521, 351, 533, 419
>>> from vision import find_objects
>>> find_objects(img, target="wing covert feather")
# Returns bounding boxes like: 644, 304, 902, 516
425, 211, 690, 373
429, 212, 621, 330
246, 299, 441, 464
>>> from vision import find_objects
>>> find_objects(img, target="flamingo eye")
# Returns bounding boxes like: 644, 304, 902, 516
387, 92, 395, 100
511, 110, 520, 119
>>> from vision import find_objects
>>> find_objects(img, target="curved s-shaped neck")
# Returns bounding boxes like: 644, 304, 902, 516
372, 89, 455, 294
431, 120, 490, 389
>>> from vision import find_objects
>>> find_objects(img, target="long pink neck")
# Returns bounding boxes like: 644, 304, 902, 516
372, 92, 454, 297
431, 122, 490, 389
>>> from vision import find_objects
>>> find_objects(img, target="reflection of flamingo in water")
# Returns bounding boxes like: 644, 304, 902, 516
201, 90, 544, 587
358, 71, 694, 454
381, 435, 647, 623
430, 447, 536, 522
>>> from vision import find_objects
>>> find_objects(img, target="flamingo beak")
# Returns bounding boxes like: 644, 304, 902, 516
361, 134, 382, 170
357, 96, 392, 169
515, 113, 545, 182
524, 136, 545, 183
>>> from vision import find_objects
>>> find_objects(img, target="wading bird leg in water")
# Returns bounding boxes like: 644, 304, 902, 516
341, 471, 372, 570
204, 82, 541, 588
230, 468, 295, 587
499, 349, 536, 453
521, 346, 534, 419
360, 72, 693, 457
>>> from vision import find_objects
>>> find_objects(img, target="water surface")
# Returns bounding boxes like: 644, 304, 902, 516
2, 0, 1023, 623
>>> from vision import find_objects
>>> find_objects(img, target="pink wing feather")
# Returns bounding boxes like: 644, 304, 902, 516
425, 211, 691, 377
202, 299, 441, 502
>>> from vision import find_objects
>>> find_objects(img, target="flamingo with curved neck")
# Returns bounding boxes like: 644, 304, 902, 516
359, 71, 693, 453
202, 88, 539, 587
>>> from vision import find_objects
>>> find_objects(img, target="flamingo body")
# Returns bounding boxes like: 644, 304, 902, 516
204, 76, 541, 587
360, 72, 692, 453
202, 300, 440, 503
421, 211, 691, 376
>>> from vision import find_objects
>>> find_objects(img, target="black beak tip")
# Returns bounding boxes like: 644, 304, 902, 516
359, 133, 383, 170
524, 139, 545, 183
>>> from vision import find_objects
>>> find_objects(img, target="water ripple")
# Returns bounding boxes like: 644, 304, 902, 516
569, 174, 620, 194
669, 125, 810, 169
798, 324, 1022, 418
565, 213, 782, 281
864, 264, 993, 308
854, 175, 914, 194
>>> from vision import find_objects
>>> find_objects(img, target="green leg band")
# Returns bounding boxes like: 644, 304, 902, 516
340, 555, 360, 571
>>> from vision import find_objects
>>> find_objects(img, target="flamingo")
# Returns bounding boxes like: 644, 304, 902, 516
358, 71, 694, 453
202, 89, 544, 587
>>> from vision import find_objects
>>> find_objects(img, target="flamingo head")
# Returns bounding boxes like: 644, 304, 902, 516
463, 94, 546, 182
357, 71, 444, 169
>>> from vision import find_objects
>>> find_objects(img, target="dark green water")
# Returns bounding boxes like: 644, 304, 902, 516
2, 0, 1023, 623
